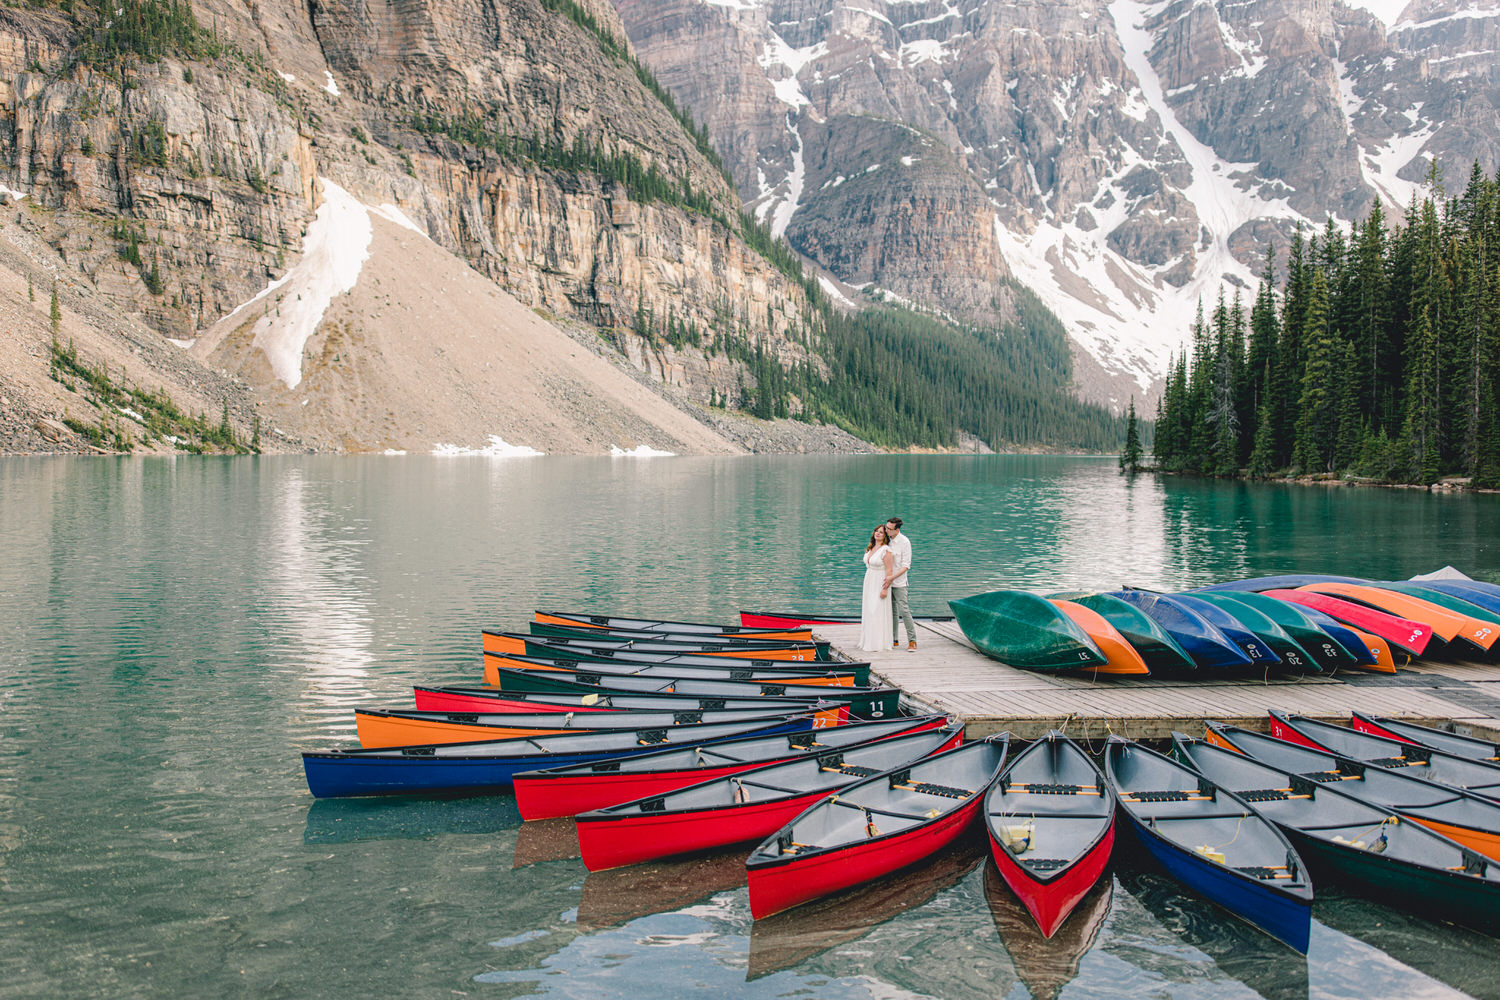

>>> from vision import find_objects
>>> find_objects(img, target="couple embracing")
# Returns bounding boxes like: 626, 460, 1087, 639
858, 516, 916, 653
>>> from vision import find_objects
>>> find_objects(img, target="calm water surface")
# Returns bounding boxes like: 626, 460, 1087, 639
3, 455, 1499, 999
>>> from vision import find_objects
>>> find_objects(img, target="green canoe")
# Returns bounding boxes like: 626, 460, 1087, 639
1202, 590, 1357, 671
1048, 591, 1196, 673
950, 591, 1106, 671
1187, 592, 1322, 674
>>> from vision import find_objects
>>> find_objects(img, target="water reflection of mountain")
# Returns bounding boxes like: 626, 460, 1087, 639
984, 864, 1111, 1000
746, 839, 987, 981
303, 795, 522, 845
1314, 888, 1493, 999
1112, 862, 1310, 1000
576, 849, 747, 931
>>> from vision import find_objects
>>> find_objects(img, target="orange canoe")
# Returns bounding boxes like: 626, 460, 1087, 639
1300, 583, 1497, 652
1048, 600, 1150, 675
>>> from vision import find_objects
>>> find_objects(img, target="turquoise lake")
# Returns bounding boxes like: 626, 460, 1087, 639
3, 454, 1499, 998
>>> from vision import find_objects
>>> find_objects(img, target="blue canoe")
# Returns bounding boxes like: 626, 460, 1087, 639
1104, 736, 1312, 952
303, 716, 813, 798
1279, 604, 1380, 666
1107, 592, 1254, 670
1411, 581, 1500, 618
1197, 574, 1371, 593
1163, 593, 1282, 668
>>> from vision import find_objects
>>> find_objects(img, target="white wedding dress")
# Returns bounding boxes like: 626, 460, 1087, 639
858, 544, 894, 652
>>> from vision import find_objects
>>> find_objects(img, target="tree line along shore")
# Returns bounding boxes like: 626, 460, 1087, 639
1149, 163, 1500, 489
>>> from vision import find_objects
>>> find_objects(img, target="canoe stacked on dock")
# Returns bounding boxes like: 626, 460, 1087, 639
950, 574, 1500, 678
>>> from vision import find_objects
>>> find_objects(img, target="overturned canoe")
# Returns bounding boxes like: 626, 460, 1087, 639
746, 735, 1011, 918
1105, 736, 1312, 953
1260, 589, 1433, 658
1106, 591, 1253, 670
950, 592, 1106, 671
1298, 583, 1496, 656
1047, 601, 1150, 675
985, 733, 1115, 938
1049, 591, 1196, 674
1187, 592, 1338, 673
513, 715, 952, 820
575, 723, 965, 870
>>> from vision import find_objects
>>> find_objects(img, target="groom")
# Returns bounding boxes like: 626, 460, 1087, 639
886, 517, 916, 650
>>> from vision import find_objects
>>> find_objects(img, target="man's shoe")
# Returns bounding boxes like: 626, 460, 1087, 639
892, 641, 900, 648
908, 641, 917, 652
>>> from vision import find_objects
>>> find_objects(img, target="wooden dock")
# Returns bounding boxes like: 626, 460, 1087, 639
818, 619, 1500, 741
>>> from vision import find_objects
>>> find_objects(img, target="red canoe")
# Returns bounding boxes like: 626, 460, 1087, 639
1260, 589, 1433, 658
513, 715, 950, 820
745, 735, 1011, 919
575, 723, 965, 871
985, 733, 1116, 938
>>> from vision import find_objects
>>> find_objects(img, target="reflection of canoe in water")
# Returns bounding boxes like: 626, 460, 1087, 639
1315, 886, 1500, 1000
983, 865, 1111, 1000
575, 848, 747, 932
1112, 860, 1311, 1000
302, 795, 522, 846
510, 817, 579, 868
746, 838, 985, 980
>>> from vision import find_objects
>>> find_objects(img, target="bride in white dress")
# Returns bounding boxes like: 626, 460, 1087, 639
858, 525, 896, 652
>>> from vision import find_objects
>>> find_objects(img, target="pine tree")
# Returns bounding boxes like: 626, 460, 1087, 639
50, 282, 61, 339
1120, 397, 1143, 472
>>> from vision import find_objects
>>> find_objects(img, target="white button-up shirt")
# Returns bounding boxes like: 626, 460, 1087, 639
888, 532, 911, 588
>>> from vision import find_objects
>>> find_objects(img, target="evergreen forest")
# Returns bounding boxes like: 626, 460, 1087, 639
1152, 164, 1500, 487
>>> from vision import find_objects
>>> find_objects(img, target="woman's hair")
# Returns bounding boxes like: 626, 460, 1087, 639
866, 524, 887, 551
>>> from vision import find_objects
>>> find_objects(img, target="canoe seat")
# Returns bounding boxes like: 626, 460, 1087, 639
894, 781, 974, 799
822, 763, 882, 778
1236, 865, 1294, 881
1016, 782, 1086, 795
1023, 858, 1071, 872
1239, 787, 1295, 802
1368, 755, 1421, 768
1126, 789, 1206, 802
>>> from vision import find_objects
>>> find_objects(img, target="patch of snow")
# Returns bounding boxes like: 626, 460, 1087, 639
382, 449, 407, 456
323, 71, 340, 97
900, 155, 919, 166
116, 406, 145, 422
432, 435, 544, 457
1394, 7, 1500, 32
770, 115, 805, 239
610, 444, 677, 457
1347, 0, 1410, 27
0, 182, 28, 202
900, 39, 950, 65
232, 178, 372, 388
279, 71, 296, 83
817, 274, 859, 308
167, 337, 195, 349
371, 203, 427, 236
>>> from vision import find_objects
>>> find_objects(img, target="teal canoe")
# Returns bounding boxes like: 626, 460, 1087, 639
951, 591, 1107, 671
1049, 591, 1196, 673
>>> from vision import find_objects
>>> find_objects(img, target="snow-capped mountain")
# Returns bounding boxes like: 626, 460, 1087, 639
615, 0, 1500, 406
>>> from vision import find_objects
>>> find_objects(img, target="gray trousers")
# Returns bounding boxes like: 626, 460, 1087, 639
890, 586, 915, 643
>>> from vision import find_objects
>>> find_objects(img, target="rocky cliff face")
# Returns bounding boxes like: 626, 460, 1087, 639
0, 0, 825, 448
614, 0, 1500, 405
